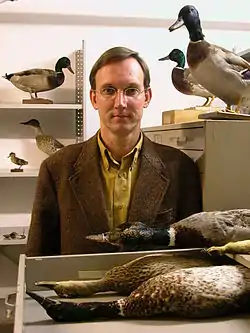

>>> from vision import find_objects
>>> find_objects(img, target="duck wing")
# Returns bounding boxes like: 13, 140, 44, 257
173, 209, 250, 247
184, 68, 214, 98
212, 44, 250, 71
12, 68, 55, 77
53, 138, 64, 149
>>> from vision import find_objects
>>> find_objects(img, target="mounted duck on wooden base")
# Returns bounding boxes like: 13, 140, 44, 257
168, 5, 250, 114
2, 56, 74, 104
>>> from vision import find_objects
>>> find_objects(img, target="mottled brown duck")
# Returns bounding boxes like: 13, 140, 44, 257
20, 118, 64, 156
27, 252, 250, 322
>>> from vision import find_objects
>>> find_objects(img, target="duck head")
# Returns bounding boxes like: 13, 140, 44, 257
159, 49, 186, 68
169, 5, 205, 41
7, 152, 15, 158
20, 119, 41, 128
55, 57, 74, 74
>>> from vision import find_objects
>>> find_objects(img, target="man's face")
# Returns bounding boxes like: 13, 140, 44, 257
90, 57, 152, 137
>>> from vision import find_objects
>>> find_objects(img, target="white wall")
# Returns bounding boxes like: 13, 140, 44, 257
0, 0, 249, 199
0, 0, 249, 142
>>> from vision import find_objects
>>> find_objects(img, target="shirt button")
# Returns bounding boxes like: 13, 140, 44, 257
118, 205, 123, 210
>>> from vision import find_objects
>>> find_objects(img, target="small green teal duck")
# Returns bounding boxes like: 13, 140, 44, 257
159, 48, 215, 107
3, 57, 74, 99
168, 5, 250, 112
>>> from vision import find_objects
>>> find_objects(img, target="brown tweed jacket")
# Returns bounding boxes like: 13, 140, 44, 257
25, 133, 202, 256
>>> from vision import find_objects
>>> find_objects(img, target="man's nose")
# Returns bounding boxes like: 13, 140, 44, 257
114, 90, 127, 108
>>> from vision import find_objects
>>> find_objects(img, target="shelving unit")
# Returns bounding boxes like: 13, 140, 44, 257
0, 43, 85, 329
0, 103, 82, 110
0, 170, 39, 177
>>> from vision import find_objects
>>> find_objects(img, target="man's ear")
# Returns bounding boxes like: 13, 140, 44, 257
144, 87, 152, 108
90, 89, 98, 110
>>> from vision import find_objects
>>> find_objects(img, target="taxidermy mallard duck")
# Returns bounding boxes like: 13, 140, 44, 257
20, 118, 64, 155
7, 152, 28, 170
27, 251, 250, 322
2, 57, 74, 99
158, 48, 215, 107
168, 5, 250, 113
86, 209, 250, 254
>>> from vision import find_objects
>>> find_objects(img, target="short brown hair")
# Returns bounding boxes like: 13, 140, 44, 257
89, 46, 151, 90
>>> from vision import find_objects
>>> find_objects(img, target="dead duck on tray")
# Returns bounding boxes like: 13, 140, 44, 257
27, 252, 250, 322
86, 209, 250, 254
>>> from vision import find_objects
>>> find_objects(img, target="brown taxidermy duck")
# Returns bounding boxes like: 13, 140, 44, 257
20, 118, 64, 156
7, 152, 28, 170
168, 5, 250, 112
27, 251, 250, 322
159, 48, 215, 107
2, 57, 74, 99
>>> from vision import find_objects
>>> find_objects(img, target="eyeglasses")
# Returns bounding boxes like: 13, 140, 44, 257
93, 86, 147, 99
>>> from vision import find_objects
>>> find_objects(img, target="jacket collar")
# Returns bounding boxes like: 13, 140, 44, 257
69, 132, 170, 233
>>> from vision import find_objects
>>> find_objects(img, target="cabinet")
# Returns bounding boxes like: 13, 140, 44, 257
143, 120, 250, 211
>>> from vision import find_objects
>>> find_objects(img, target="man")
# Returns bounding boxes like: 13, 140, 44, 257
25, 46, 202, 257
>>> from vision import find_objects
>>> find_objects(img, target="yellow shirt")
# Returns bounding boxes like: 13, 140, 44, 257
97, 132, 143, 230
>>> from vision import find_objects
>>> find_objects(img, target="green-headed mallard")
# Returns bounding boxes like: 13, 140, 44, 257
7, 152, 28, 170
20, 118, 64, 155
2, 57, 74, 99
168, 5, 250, 113
159, 48, 215, 107
27, 251, 250, 322
86, 209, 250, 254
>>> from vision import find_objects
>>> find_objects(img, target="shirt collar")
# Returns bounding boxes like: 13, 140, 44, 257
97, 131, 143, 171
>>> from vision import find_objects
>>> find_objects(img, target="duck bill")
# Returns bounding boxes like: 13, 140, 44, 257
67, 65, 74, 74
34, 281, 57, 290
169, 17, 184, 32
85, 232, 110, 243
158, 55, 170, 61
26, 291, 57, 309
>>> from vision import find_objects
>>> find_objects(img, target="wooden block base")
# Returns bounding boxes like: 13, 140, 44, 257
10, 168, 23, 172
22, 98, 53, 104
198, 110, 250, 121
162, 106, 222, 125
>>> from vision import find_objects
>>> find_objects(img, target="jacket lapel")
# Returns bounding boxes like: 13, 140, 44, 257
68, 135, 110, 234
128, 135, 170, 224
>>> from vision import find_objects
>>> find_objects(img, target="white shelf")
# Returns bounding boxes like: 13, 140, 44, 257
0, 103, 82, 109
0, 213, 30, 228
0, 239, 27, 246
0, 169, 39, 177
0, 214, 30, 246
